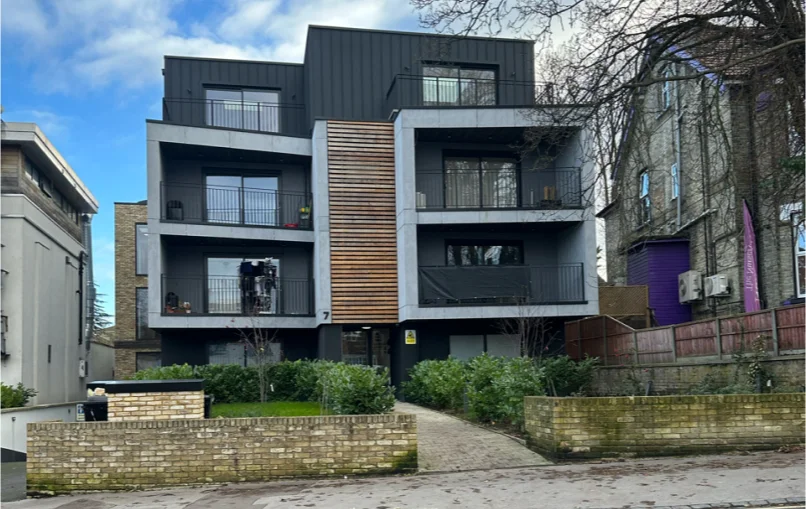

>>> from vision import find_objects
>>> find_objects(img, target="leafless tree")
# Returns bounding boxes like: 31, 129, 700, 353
498, 297, 564, 359
230, 311, 280, 403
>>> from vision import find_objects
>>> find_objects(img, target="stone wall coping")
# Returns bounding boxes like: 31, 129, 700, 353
525, 393, 805, 405
27, 413, 416, 431
87, 379, 204, 394
1, 401, 84, 414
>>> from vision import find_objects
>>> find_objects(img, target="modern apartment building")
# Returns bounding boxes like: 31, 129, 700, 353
1, 122, 99, 404
146, 26, 598, 386
113, 201, 161, 378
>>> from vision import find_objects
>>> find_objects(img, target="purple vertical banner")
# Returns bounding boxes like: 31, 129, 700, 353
743, 200, 761, 312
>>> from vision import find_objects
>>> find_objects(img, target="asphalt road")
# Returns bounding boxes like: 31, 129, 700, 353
3, 451, 805, 508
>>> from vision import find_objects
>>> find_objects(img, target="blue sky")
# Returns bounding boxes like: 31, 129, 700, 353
1, 0, 422, 321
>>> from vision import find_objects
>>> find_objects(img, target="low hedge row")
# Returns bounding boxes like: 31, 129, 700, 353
402, 354, 598, 427
130, 360, 395, 415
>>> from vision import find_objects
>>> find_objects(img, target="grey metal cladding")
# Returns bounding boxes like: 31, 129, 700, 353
304, 27, 535, 124
163, 56, 306, 134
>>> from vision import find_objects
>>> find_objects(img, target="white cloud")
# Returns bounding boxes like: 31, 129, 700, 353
3, 0, 417, 93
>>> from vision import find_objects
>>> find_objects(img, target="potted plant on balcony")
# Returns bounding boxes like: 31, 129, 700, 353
299, 205, 311, 229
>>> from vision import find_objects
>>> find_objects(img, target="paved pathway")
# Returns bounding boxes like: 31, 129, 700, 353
394, 401, 549, 472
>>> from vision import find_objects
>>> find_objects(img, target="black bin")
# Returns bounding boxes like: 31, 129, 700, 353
83, 397, 108, 421
204, 394, 213, 418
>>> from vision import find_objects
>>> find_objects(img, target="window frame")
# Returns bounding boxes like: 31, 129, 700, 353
135, 287, 157, 340
793, 211, 806, 298
444, 239, 525, 266
204, 87, 282, 132
421, 64, 498, 106
441, 151, 520, 209
638, 169, 651, 225
135, 352, 162, 372
660, 66, 672, 111
670, 163, 679, 200
135, 223, 148, 276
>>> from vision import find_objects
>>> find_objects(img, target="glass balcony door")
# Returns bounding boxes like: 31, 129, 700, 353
205, 88, 281, 132
422, 66, 496, 106
205, 175, 279, 226
206, 257, 280, 315
444, 156, 518, 209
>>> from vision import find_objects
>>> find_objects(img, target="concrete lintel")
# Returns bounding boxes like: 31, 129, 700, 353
148, 314, 317, 329
399, 302, 598, 322
416, 209, 585, 225
146, 121, 312, 157
151, 221, 315, 243
397, 107, 586, 130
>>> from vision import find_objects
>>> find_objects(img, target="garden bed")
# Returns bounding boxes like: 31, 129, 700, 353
211, 401, 326, 418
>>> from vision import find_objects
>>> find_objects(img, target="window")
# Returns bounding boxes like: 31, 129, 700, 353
136, 288, 157, 340
135, 224, 148, 275
39, 174, 52, 197
794, 212, 805, 298
205, 175, 279, 226
422, 65, 496, 106
206, 257, 280, 314
205, 88, 280, 132
24, 156, 40, 184
444, 155, 518, 208
639, 170, 651, 224
671, 163, 679, 200
208, 342, 280, 366
136, 353, 161, 372
446, 241, 523, 266
660, 67, 672, 110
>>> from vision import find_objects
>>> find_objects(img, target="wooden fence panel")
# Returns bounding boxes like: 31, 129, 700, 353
719, 311, 773, 355
776, 306, 806, 352
674, 320, 717, 358
635, 328, 675, 364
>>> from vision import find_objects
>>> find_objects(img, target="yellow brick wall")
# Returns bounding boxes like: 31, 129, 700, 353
525, 394, 805, 460
27, 414, 418, 494
106, 391, 204, 421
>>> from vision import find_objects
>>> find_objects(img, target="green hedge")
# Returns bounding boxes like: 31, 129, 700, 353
1, 382, 37, 409
403, 354, 598, 427
130, 360, 394, 414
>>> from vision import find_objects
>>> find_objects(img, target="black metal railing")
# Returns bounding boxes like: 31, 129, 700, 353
161, 275, 314, 316
384, 74, 562, 115
418, 264, 585, 306
161, 182, 313, 230
162, 98, 308, 136
415, 167, 582, 210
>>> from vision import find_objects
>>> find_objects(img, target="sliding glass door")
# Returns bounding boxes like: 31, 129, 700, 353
205, 175, 279, 226
206, 257, 280, 314
444, 156, 518, 209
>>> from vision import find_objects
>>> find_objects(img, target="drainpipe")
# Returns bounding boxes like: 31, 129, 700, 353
82, 214, 94, 349
699, 78, 717, 317
673, 63, 684, 229
78, 251, 84, 346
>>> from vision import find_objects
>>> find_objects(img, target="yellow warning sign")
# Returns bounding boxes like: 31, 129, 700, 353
405, 330, 417, 345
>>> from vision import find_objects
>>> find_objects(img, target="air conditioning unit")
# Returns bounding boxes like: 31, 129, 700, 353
704, 274, 730, 297
78, 359, 87, 378
678, 270, 702, 303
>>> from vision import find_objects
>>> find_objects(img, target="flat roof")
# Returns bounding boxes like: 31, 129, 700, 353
1, 122, 99, 213
307, 24, 535, 44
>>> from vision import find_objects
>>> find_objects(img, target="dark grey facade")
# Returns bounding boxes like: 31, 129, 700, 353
161, 26, 536, 135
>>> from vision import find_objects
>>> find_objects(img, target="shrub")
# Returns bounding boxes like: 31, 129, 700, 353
402, 358, 467, 410
538, 355, 599, 397
466, 355, 544, 425
319, 364, 396, 415
1, 382, 37, 409
131, 363, 195, 381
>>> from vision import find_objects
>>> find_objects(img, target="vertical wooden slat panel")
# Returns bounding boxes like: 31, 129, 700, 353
327, 120, 398, 323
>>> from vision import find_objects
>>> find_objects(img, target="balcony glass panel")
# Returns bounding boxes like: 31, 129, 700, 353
205, 88, 280, 133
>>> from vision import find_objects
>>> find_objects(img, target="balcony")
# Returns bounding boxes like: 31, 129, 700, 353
162, 98, 308, 137
161, 275, 314, 317
418, 264, 585, 306
161, 182, 312, 230
384, 74, 558, 116
415, 168, 582, 210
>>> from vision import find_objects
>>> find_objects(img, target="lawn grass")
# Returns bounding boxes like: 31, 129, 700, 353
211, 401, 326, 418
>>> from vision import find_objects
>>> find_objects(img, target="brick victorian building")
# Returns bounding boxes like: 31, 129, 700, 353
599, 27, 805, 324
114, 201, 160, 377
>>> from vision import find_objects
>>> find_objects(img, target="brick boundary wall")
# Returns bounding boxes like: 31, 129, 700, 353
524, 394, 804, 460
107, 391, 205, 421
27, 414, 417, 495
591, 356, 805, 396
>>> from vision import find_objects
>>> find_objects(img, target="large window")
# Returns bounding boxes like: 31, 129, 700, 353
136, 353, 161, 372
206, 257, 280, 314
444, 155, 518, 208
205, 175, 279, 226
135, 224, 148, 275
795, 212, 805, 298
208, 342, 281, 366
205, 88, 280, 132
422, 66, 496, 106
639, 170, 651, 224
136, 288, 157, 340
659, 67, 672, 111
446, 241, 523, 266
670, 163, 679, 200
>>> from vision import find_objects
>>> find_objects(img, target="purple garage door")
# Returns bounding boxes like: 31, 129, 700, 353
627, 239, 692, 326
